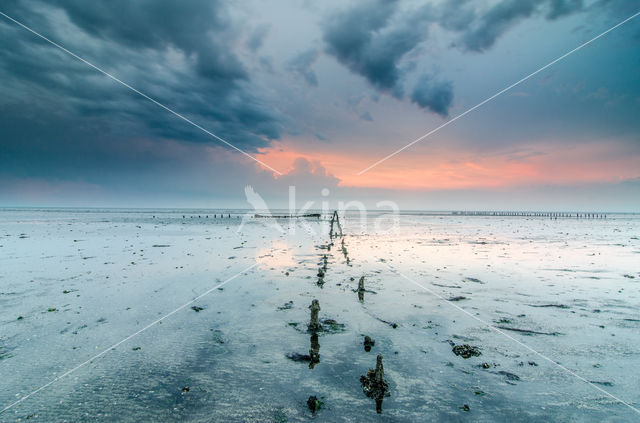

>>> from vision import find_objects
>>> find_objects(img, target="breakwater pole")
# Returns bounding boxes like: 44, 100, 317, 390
453, 211, 607, 219
329, 210, 343, 238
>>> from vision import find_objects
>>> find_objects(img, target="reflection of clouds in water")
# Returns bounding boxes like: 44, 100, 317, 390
256, 241, 296, 268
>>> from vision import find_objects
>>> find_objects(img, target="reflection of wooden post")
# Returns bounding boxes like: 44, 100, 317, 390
309, 300, 321, 331
309, 333, 320, 369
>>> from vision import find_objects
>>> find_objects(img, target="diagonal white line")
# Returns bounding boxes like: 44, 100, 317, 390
0, 11, 283, 175
381, 262, 640, 415
0, 262, 259, 415
357, 10, 640, 175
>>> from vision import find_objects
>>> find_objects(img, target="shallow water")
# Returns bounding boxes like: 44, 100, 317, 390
0, 209, 639, 422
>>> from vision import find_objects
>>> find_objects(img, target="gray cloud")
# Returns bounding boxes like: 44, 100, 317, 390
458, 0, 540, 52
322, 0, 430, 95
0, 0, 283, 155
410, 76, 453, 117
547, 0, 584, 20
322, 0, 454, 115
444, 0, 584, 52
359, 111, 374, 122
285, 48, 319, 86
274, 157, 340, 191
246, 24, 271, 52
322, 0, 396, 90
321, 0, 585, 116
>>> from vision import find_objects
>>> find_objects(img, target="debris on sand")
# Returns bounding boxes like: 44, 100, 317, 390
360, 354, 390, 413
307, 395, 324, 413
448, 296, 467, 301
286, 352, 312, 362
308, 300, 321, 332
374, 316, 398, 329
191, 306, 204, 312
320, 319, 345, 333
364, 335, 375, 352
277, 301, 293, 311
451, 343, 481, 359
528, 304, 569, 309
495, 326, 559, 336
496, 370, 520, 381
589, 380, 613, 387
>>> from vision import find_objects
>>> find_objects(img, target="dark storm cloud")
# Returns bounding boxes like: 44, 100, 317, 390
322, 0, 453, 115
458, 0, 540, 52
322, 0, 431, 95
547, 0, 584, 20
285, 49, 319, 86
0, 0, 282, 157
321, 0, 585, 116
246, 24, 271, 52
61, 0, 248, 81
410, 76, 453, 118
445, 0, 584, 52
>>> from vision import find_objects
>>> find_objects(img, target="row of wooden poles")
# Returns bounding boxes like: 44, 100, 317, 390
453, 211, 607, 218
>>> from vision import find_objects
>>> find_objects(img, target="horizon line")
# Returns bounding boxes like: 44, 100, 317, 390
0, 206, 637, 214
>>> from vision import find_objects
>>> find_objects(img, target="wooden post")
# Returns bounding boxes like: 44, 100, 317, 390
358, 276, 365, 293
309, 300, 321, 331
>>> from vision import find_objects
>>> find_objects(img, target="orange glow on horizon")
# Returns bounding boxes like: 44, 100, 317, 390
257, 140, 640, 190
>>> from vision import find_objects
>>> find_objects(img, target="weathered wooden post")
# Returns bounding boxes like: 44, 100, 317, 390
360, 354, 389, 413
308, 300, 321, 332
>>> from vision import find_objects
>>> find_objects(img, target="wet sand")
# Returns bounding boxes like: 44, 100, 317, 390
1, 209, 639, 421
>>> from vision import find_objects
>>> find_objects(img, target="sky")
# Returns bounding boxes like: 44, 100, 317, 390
0, 0, 639, 211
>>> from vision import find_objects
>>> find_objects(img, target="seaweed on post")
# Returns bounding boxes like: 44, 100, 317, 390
360, 354, 390, 413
